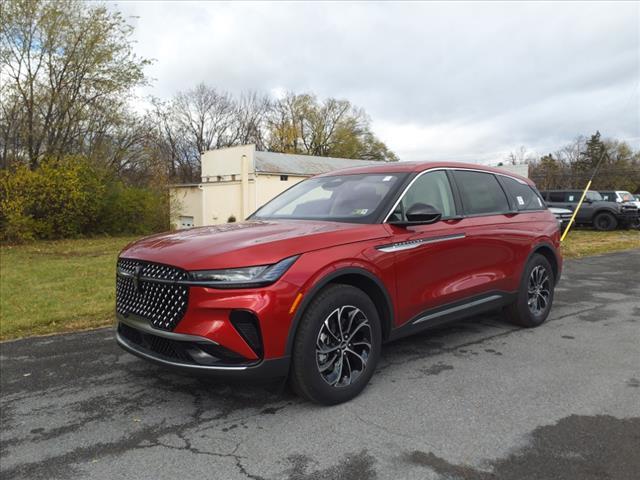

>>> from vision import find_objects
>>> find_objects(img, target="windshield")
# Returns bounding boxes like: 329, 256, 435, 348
619, 191, 635, 202
252, 173, 406, 223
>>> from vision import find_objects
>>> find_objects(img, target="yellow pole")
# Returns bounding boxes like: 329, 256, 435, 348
560, 179, 592, 242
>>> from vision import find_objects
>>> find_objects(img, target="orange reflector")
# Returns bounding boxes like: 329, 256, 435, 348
289, 293, 303, 315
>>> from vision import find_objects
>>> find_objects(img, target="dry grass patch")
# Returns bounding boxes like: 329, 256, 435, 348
561, 229, 640, 258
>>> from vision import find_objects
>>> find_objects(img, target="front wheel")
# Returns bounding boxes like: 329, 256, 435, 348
290, 284, 381, 405
593, 212, 618, 231
504, 253, 555, 328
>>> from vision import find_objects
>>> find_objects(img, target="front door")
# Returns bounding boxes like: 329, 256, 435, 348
385, 170, 474, 325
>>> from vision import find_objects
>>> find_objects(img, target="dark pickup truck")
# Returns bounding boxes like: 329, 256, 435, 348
541, 190, 639, 231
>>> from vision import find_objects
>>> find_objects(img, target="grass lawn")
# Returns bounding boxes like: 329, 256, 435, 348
1, 236, 136, 341
1, 229, 639, 341
561, 229, 640, 259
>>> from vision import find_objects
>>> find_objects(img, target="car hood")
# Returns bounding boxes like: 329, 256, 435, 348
120, 220, 389, 270
548, 207, 572, 214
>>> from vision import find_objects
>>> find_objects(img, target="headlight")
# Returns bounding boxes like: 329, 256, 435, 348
188, 255, 299, 288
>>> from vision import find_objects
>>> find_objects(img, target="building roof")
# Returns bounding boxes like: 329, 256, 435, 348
254, 151, 377, 176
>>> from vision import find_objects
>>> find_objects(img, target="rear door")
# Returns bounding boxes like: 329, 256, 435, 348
448, 170, 526, 296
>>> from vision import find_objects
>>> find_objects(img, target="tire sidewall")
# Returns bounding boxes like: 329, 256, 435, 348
293, 285, 382, 405
516, 254, 555, 327
594, 212, 617, 231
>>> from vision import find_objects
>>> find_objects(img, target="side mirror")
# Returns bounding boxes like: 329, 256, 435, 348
391, 203, 442, 227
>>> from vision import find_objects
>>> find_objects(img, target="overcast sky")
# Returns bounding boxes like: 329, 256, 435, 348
115, 1, 639, 163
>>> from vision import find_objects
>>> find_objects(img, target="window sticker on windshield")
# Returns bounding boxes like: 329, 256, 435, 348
353, 208, 369, 215
568, 195, 575, 201
516, 196, 525, 206
382, 176, 393, 182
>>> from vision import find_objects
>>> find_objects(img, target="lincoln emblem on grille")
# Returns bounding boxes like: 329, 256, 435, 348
133, 265, 143, 293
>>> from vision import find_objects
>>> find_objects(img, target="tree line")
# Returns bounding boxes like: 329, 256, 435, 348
0, 0, 396, 241
1, 1, 396, 181
521, 132, 640, 193
150, 86, 398, 183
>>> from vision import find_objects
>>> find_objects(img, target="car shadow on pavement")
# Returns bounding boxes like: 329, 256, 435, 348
120, 310, 512, 409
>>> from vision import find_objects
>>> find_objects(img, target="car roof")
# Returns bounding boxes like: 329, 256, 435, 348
316, 160, 534, 185
543, 189, 589, 192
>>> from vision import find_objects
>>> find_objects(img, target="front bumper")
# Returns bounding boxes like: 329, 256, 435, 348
619, 208, 639, 226
116, 314, 289, 379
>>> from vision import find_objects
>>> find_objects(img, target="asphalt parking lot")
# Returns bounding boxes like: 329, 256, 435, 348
1, 249, 639, 480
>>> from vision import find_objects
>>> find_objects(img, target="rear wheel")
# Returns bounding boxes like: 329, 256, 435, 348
290, 284, 381, 405
593, 212, 618, 231
504, 253, 555, 328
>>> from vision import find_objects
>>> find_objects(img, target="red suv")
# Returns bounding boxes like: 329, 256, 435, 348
116, 161, 561, 404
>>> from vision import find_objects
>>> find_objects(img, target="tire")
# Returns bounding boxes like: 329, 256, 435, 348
290, 284, 381, 405
504, 253, 555, 328
593, 212, 618, 231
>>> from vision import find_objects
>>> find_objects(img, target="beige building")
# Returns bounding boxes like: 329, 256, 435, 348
170, 145, 376, 228
170, 145, 531, 229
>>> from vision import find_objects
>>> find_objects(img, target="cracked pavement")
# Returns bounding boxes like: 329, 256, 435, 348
1, 249, 639, 479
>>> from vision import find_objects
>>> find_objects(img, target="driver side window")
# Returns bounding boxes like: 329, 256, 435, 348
391, 170, 456, 221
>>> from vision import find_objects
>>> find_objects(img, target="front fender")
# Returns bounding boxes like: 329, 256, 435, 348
283, 247, 395, 356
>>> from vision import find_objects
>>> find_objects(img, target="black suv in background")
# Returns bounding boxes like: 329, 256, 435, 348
541, 190, 639, 231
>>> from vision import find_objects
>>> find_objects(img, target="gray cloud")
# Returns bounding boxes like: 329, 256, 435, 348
116, 1, 640, 162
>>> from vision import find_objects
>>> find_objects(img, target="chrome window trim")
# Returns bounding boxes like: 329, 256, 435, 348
383, 167, 529, 223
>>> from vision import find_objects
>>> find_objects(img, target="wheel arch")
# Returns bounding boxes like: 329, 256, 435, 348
284, 267, 394, 356
592, 208, 618, 220
530, 242, 561, 284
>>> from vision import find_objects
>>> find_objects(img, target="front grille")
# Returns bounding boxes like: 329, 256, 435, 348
116, 258, 189, 331
118, 322, 192, 362
620, 205, 638, 218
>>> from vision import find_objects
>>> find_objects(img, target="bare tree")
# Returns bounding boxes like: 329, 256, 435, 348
505, 145, 536, 165
173, 83, 236, 154
231, 91, 271, 150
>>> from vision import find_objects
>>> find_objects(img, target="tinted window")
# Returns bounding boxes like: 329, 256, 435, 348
566, 192, 579, 202
500, 176, 544, 211
600, 191, 615, 201
548, 192, 565, 202
390, 170, 456, 221
453, 171, 510, 215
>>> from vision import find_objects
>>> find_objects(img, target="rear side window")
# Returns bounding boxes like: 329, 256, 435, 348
499, 176, 544, 211
453, 171, 510, 215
